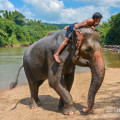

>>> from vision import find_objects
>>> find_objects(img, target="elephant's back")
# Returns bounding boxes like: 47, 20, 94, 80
29, 30, 65, 48
23, 30, 66, 79
45, 30, 66, 50
23, 30, 65, 62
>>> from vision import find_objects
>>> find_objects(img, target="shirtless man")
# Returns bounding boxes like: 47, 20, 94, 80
54, 12, 103, 63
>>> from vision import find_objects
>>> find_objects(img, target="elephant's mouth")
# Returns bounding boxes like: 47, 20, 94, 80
78, 57, 89, 66
72, 56, 89, 67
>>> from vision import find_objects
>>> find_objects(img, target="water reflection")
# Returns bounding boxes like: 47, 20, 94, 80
103, 50, 120, 68
0, 47, 27, 90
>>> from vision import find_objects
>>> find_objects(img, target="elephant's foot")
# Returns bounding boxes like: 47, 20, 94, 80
62, 106, 77, 115
36, 98, 41, 104
30, 98, 38, 109
58, 100, 64, 111
58, 105, 64, 111
80, 107, 91, 113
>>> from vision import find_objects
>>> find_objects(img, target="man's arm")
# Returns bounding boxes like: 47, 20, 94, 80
91, 26, 96, 30
63, 25, 69, 30
74, 19, 94, 29
91, 26, 102, 33
91, 22, 102, 33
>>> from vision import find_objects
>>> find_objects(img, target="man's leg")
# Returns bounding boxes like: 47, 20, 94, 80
54, 37, 70, 63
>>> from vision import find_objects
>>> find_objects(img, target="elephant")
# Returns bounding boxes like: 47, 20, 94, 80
10, 27, 105, 115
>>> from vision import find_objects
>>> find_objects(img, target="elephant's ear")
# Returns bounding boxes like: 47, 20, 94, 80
73, 28, 83, 32
73, 28, 85, 39
73, 28, 93, 38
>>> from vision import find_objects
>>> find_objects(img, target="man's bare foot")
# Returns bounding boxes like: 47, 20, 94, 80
54, 54, 61, 63
75, 49, 79, 57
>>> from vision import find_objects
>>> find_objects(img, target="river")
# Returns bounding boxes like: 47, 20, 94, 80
0, 47, 120, 90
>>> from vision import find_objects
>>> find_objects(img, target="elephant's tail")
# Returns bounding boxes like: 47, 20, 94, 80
10, 65, 24, 89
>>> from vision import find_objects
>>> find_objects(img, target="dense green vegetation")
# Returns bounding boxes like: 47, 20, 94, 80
0, 10, 119, 47
98, 12, 120, 45
45, 23, 71, 30
0, 10, 58, 47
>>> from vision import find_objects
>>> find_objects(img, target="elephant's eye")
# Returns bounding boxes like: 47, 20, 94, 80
86, 47, 93, 53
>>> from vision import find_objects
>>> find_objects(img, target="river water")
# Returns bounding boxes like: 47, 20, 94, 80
0, 47, 120, 90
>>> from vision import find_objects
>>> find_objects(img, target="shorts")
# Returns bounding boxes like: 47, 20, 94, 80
65, 24, 75, 39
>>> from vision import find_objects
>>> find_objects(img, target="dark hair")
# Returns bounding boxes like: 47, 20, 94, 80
92, 12, 103, 19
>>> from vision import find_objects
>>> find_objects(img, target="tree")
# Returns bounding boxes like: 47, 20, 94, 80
98, 12, 120, 45
0, 10, 58, 47
11, 10, 26, 26
3, 10, 9, 19
106, 13, 120, 45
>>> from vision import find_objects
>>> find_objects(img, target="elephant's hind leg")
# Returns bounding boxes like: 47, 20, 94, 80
24, 66, 44, 108
29, 80, 44, 108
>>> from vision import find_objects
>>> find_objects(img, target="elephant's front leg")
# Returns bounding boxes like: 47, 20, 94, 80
48, 65, 76, 115
58, 69, 75, 111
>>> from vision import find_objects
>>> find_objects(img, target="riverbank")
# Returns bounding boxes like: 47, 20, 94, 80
0, 44, 30, 48
0, 68, 120, 120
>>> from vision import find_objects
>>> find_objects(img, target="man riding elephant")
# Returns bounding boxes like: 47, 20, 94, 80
54, 12, 102, 63
10, 23, 105, 115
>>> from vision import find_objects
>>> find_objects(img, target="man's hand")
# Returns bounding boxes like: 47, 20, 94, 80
91, 26, 103, 33
63, 26, 69, 30
91, 26, 96, 30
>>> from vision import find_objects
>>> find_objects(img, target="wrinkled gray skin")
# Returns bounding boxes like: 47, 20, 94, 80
11, 27, 105, 115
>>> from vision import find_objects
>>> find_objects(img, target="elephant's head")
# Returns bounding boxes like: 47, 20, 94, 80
72, 27, 105, 113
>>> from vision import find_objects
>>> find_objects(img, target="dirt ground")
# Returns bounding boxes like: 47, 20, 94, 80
0, 68, 120, 120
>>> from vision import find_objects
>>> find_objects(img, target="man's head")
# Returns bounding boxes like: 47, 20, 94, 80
92, 12, 103, 24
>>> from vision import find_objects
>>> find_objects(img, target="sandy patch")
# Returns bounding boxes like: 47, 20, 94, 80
0, 68, 120, 120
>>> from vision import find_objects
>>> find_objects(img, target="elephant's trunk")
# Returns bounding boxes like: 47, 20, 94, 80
82, 49, 105, 113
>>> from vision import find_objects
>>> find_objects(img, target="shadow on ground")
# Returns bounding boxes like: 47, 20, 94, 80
11, 95, 85, 114
10, 79, 120, 119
